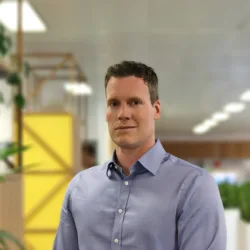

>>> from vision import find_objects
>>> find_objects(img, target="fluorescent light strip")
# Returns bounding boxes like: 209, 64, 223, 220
193, 119, 218, 135
193, 124, 210, 135
0, 0, 47, 32
240, 90, 250, 102
193, 96, 247, 135
64, 82, 92, 95
224, 102, 245, 113
211, 112, 229, 122
203, 119, 217, 127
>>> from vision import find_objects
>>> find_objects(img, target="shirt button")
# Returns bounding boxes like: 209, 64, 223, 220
124, 181, 129, 186
114, 238, 119, 244
118, 209, 123, 214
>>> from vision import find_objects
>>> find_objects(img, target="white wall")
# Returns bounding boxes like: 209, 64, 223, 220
0, 79, 13, 175
0, 79, 13, 143
86, 72, 111, 165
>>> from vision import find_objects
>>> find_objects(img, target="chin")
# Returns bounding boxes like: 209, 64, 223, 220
114, 136, 139, 149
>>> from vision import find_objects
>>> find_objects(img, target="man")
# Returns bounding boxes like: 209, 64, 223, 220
53, 61, 226, 250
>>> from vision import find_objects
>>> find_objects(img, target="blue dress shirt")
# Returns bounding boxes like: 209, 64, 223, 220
53, 139, 226, 250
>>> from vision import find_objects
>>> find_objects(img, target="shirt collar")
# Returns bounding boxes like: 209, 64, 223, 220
106, 139, 167, 177
138, 139, 167, 175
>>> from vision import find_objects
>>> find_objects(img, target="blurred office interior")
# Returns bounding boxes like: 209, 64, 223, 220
0, 0, 250, 249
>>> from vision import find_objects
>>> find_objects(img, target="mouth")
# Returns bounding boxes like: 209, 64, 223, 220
115, 126, 136, 131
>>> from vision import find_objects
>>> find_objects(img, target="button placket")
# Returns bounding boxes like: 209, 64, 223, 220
111, 178, 133, 250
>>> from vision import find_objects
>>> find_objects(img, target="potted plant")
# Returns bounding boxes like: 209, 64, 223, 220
218, 181, 239, 209
0, 20, 31, 250
239, 182, 250, 250
0, 23, 12, 61
0, 230, 25, 250
0, 143, 30, 249
218, 181, 240, 250
0, 22, 27, 110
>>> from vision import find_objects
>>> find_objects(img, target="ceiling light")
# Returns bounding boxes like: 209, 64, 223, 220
224, 102, 245, 113
240, 90, 250, 102
0, 0, 47, 32
192, 124, 210, 135
203, 119, 217, 128
64, 82, 92, 95
211, 112, 229, 122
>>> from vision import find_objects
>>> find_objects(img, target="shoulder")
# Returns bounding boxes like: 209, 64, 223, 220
163, 154, 215, 191
167, 154, 207, 174
66, 162, 109, 194
164, 156, 222, 216
167, 155, 220, 206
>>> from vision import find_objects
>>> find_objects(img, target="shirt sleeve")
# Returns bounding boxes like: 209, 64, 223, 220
177, 171, 227, 250
53, 175, 79, 250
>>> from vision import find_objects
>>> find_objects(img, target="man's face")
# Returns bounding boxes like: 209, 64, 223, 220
106, 76, 160, 149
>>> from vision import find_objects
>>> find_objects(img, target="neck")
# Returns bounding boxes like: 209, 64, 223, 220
115, 137, 156, 175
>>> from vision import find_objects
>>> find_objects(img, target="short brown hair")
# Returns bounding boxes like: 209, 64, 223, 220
104, 60, 159, 104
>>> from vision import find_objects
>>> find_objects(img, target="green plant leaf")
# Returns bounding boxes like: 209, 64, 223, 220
0, 26, 12, 56
6, 72, 22, 86
0, 176, 7, 183
0, 144, 39, 179
0, 34, 4, 42
0, 237, 9, 250
239, 182, 250, 223
0, 144, 31, 161
0, 163, 39, 183
0, 230, 25, 250
22, 163, 41, 172
218, 182, 239, 209
0, 23, 5, 34
14, 94, 26, 109
23, 62, 30, 77
0, 92, 4, 104
0, 43, 8, 57
7, 162, 40, 174
5, 36, 12, 50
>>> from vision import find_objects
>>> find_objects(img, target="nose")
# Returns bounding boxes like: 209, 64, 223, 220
117, 103, 131, 120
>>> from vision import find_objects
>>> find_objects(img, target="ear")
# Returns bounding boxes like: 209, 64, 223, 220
154, 100, 161, 120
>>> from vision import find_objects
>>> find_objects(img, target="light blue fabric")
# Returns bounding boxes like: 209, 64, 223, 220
53, 139, 226, 250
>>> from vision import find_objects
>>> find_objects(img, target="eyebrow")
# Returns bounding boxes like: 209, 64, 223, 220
107, 98, 118, 104
107, 97, 143, 103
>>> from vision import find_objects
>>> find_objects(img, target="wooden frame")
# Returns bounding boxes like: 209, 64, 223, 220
161, 140, 250, 159
11, 52, 87, 103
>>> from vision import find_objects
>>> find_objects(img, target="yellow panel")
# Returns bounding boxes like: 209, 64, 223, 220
26, 180, 68, 228
23, 114, 73, 167
21, 113, 75, 250
23, 174, 66, 216
23, 130, 68, 171
25, 234, 56, 250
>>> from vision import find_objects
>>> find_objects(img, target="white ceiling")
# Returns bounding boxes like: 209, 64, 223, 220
22, 0, 250, 138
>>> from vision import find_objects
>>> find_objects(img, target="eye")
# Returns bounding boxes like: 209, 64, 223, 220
131, 99, 141, 106
109, 101, 119, 107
